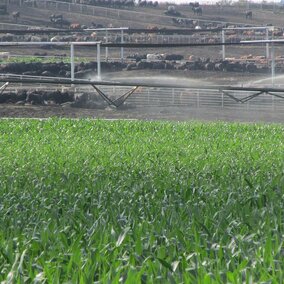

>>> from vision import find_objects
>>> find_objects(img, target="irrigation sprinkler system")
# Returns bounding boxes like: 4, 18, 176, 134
1, 73, 284, 109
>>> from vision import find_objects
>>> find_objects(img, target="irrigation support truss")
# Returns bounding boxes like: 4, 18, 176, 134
1, 75, 284, 109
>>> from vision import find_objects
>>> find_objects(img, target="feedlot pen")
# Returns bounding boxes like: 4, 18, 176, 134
6, 85, 284, 110
126, 87, 284, 110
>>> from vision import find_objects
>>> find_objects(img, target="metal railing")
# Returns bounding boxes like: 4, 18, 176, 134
4, 84, 284, 110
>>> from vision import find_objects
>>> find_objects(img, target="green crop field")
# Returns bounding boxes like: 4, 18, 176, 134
0, 119, 283, 283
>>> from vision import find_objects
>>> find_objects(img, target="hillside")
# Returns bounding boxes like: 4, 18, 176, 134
2, 2, 284, 29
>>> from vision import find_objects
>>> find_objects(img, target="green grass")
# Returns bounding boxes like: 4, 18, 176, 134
0, 118, 283, 283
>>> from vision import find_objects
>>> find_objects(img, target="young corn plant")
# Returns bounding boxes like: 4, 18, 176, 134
0, 118, 283, 283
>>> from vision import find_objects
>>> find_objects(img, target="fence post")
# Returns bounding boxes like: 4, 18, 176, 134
271, 42, 275, 86
70, 43, 75, 81
265, 28, 269, 59
97, 43, 101, 80
221, 29, 225, 60
197, 91, 200, 108
121, 29, 124, 63
105, 30, 108, 61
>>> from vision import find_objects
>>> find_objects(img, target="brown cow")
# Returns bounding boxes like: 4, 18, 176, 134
70, 23, 81, 29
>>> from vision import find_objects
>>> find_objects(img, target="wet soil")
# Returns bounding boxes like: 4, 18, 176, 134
0, 104, 283, 123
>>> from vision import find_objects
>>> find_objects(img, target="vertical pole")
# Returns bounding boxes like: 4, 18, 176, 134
70, 43, 74, 81
265, 28, 269, 59
221, 29, 225, 60
197, 91, 200, 108
271, 42, 275, 86
105, 30, 108, 61
121, 29, 124, 63
97, 43, 101, 80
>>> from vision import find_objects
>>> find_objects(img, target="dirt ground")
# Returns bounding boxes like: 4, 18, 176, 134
1, 104, 283, 123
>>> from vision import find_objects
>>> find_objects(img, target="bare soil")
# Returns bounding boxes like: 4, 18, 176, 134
1, 104, 283, 123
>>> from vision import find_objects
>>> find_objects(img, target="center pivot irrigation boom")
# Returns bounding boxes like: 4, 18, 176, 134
1, 39, 284, 106
1, 74, 284, 107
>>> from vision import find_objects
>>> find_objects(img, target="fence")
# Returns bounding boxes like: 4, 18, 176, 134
6, 84, 284, 110
115, 87, 284, 110
16, 0, 258, 28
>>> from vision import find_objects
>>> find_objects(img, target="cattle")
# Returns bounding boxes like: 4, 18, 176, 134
164, 6, 181, 17
189, 2, 199, 7
189, 2, 202, 15
70, 23, 81, 29
138, 0, 158, 8
0, 33, 14, 42
91, 22, 104, 28
90, 32, 97, 39
245, 10, 252, 19
11, 11, 20, 22
192, 6, 202, 16
172, 18, 194, 28
146, 53, 165, 62
28, 35, 42, 42
0, 52, 10, 59
50, 14, 63, 23
49, 14, 70, 28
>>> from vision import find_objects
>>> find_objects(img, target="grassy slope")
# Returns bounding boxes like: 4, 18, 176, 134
0, 119, 283, 283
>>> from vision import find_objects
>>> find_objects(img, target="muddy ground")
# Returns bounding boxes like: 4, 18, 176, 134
1, 104, 283, 123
